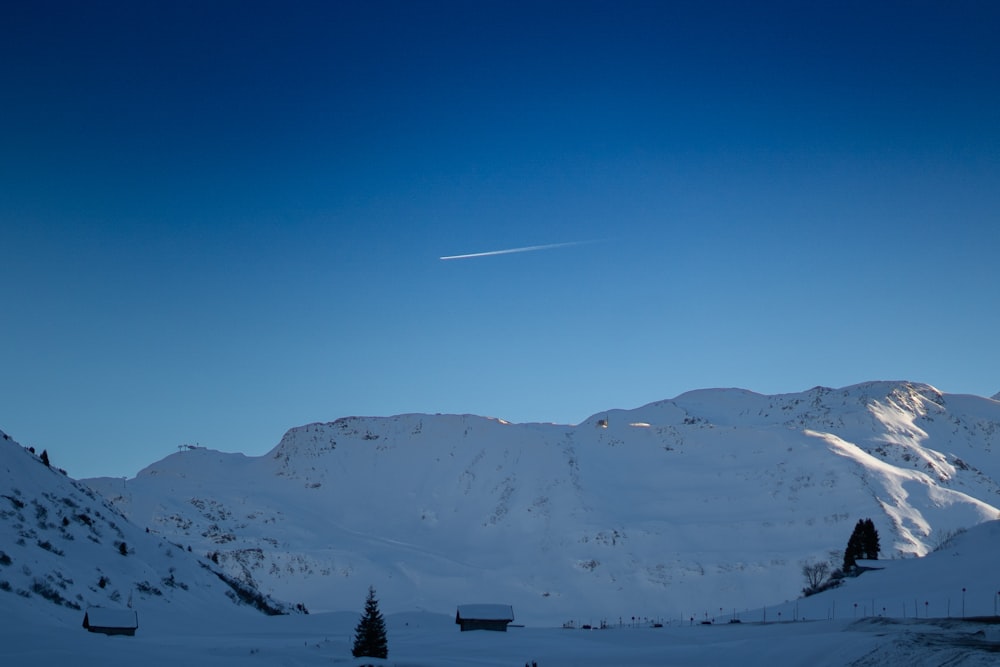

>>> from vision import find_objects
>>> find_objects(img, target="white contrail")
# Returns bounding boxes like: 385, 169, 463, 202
440, 240, 591, 261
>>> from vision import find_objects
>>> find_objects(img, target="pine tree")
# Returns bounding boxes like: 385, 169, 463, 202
351, 586, 388, 660
843, 519, 865, 571
862, 518, 880, 560
40, 449, 50, 467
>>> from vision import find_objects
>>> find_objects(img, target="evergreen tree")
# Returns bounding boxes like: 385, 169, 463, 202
843, 518, 881, 571
862, 518, 880, 559
843, 522, 864, 571
351, 586, 388, 660
40, 449, 50, 467
863, 519, 881, 560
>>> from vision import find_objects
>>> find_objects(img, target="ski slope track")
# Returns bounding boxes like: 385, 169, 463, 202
7, 380, 1000, 630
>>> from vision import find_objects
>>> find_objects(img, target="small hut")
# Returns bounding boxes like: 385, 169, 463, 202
82, 607, 139, 636
854, 559, 889, 572
455, 604, 515, 632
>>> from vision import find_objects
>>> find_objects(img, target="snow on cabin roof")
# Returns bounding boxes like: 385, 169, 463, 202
456, 604, 514, 621
84, 607, 138, 629
855, 559, 890, 570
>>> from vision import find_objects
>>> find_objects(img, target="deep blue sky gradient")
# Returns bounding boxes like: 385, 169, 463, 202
2, 1, 998, 478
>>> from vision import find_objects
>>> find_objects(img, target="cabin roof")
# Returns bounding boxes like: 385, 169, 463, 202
456, 604, 514, 621
84, 607, 138, 629
855, 559, 888, 570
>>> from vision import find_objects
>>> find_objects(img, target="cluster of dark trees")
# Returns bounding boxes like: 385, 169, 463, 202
802, 518, 881, 597
843, 518, 880, 571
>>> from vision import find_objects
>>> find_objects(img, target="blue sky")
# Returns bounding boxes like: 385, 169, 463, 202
2, 1, 998, 479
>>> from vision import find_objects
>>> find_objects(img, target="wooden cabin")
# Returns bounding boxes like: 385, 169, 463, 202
82, 607, 139, 636
854, 559, 889, 572
455, 604, 515, 632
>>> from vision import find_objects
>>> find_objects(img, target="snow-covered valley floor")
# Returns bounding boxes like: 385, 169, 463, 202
5, 606, 1000, 667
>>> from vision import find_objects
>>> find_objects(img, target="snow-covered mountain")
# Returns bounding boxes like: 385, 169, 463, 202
0, 430, 300, 627
78, 381, 1000, 625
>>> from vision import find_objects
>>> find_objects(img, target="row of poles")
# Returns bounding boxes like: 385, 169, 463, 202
686, 588, 1000, 625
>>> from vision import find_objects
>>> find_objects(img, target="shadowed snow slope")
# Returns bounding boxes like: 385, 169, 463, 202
768, 519, 1000, 622
67, 381, 1000, 625
0, 431, 299, 629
